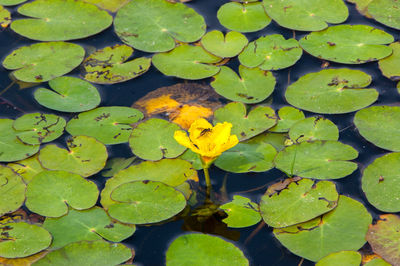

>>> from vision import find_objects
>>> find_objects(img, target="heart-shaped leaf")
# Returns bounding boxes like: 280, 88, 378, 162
201, 30, 248, 58
288, 117, 339, 143
220, 195, 261, 228
269, 107, 305, 133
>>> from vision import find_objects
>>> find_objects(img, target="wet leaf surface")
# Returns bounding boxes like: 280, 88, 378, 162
0, 0, 27, 5
82, 0, 130, 12
0, 5, 11, 28
368, 0, 400, 30
316, 251, 362, 266
288, 117, 339, 143
201, 30, 248, 58
0, 165, 25, 216
269, 107, 305, 133
8, 154, 45, 183
220, 195, 261, 228
378, 42, 400, 80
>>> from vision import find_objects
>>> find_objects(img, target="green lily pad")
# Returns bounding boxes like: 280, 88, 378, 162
166, 233, 249, 266
316, 251, 362, 266
82, 45, 151, 84
108, 180, 186, 224
275, 140, 358, 179
0, 0, 27, 5
251, 132, 287, 152
101, 159, 196, 209
178, 149, 203, 170
346, 0, 373, 17
11, 0, 112, 41
362, 152, 400, 212
269, 107, 305, 133
260, 178, 338, 228
82, 0, 129, 12
238, 34, 302, 70
217, 2, 271, 33
8, 154, 45, 183
364, 258, 391, 266
201, 31, 248, 58
43, 207, 135, 249
129, 118, 186, 161
378, 42, 400, 80
368, 0, 400, 30
220, 195, 261, 228
2, 42, 85, 83
34, 76, 101, 112
66, 107, 143, 145
354, 106, 400, 151
210, 65, 276, 104
0, 165, 26, 216
0, 222, 51, 258
274, 196, 372, 262
288, 117, 339, 143
0, 5, 11, 28
26, 170, 98, 217
213, 102, 277, 141
38, 136, 108, 177
33, 240, 133, 266
114, 0, 206, 53
299, 25, 393, 64
0, 119, 39, 162
263, 0, 348, 31
13, 113, 66, 145
102, 156, 137, 177
366, 214, 400, 265
285, 68, 378, 114
152, 45, 221, 80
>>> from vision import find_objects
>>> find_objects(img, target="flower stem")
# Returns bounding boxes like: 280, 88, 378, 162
203, 166, 212, 198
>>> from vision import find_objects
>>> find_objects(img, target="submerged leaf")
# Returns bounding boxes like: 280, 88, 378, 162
220, 195, 261, 228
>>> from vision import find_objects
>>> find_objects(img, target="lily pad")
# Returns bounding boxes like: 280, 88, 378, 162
260, 178, 339, 228
368, 0, 400, 30
0, 5, 10, 28
33, 240, 133, 266
274, 196, 372, 262
0, 0, 27, 5
269, 107, 305, 133
82, 0, 129, 12
0, 222, 51, 258
26, 170, 98, 217
2, 42, 85, 83
251, 132, 287, 152
285, 68, 378, 114
238, 34, 302, 70
108, 180, 186, 224
346, 0, 373, 17
288, 117, 339, 143
13, 113, 66, 145
275, 140, 358, 179
43, 207, 135, 249
364, 258, 391, 266
211, 65, 276, 104
34, 76, 101, 112
217, 2, 271, 33
8, 154, 45, 183
316, 251, 362, 266
213, 102, 277, 141
0, 119, 39, 162
102, 156, 137, 178
82, 45, 151, 84
378, 42, 400, 80
166, 233, 249, 266
114, 0, 206, 53
66, 107, 143, 145
201, 31, 248, 58
354, 106, 400, 151
178, 150, 202, 170
152, 45, 221, 80
220, 195, 261, 228
38, 136, 108, 177
299, 25, 394, 64
0, 165, 26, 216
263, 0, 348, 31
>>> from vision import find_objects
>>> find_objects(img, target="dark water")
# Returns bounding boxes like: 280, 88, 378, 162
0, 0, 399, 265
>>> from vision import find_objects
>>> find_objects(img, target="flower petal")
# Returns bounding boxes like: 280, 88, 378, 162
189, 118, 213, 140
174, 130, 196, 150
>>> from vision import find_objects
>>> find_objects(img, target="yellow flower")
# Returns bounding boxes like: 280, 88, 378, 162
174, 118, 239, 164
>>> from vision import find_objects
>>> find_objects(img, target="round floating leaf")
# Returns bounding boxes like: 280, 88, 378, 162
102, 156, 137, 178
0, 251, 47, 266
378, 42, 400, 80
275, 140, 358, 179
101, 159, 197, 209
108, 180, 186, 224
364, 258, 391, 266
0, 0, 27, 5
316, 251, 362, 266
0, 5, 11, 28
220, 195, 261, 228
362, 152, 400, 212
269, 107, 305, 133
82, 45, 151, 84
11, 0, 112, 41
2, 42, 85, 83
201, 30, 248, 58
354, 106, 400, 151
252, 132, 287, 152
43, 207, 135, 249
13, 113, 66, 145
239, 34, 302, 70
366, 214, 400, 265
129, 118, 186, 161
152, 45, 221, 80
66, 107, 143, 145
39, 136, 108, 177
263, 0, 348, 31
34, 76, 101, 112
0, 119, 39, 162
285, 68, 378, 114
274, 196, 372, 262
299, 25, 394, 64
260, 178, 339, 228
166, 233, 248, 266
82, 0, 129, 12
33, 240, 133, 266
0, 165, 26, 216
0, 222, 51, 258
289, 117, 339, 143
217, 2, 270, 33
114, 0, 206, 53
211, 65, 276, 104
213, 102, 277, 141
368, 0, 400, 29
8, 154, 45, 183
